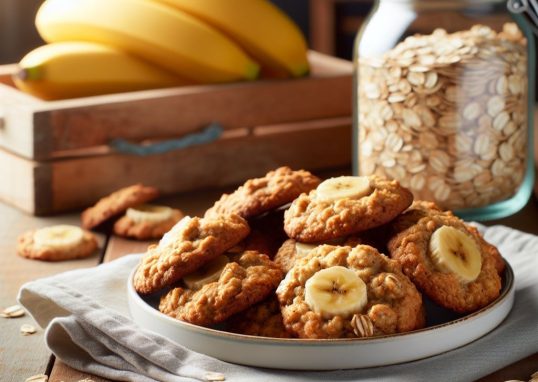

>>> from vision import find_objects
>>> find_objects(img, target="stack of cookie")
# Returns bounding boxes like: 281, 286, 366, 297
81, 184, 184, 240
132, 166, 505, 340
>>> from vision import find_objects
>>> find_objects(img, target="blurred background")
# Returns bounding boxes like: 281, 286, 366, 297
0, 0, 376, 64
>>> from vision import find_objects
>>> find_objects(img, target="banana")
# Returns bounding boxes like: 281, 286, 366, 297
126, 204, 173, 224
304, 266, 368, 318
35, 0, 259, 83
429, 225, 482, 284
295, 242, 317, 257
152, 0, 309, 77
159, 216, 191, 247
316, 176, 372, 202
13, 42, 186, 100
33, 225, 85, 250
183, 255, 229, 290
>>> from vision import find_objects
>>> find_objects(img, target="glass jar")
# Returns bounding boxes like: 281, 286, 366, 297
353, 0, 535, 220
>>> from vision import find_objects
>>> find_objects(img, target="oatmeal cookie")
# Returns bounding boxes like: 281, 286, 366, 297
133, 214, 249, 294
390, 200, 452, 235
159, 250, 283, 326
17, 225, 98, 261
284, 176, 413, 243
275, 235, 380, 274
227, 296, 292, 338
81, 184, 159, 229
276, 245, 424, 339
113, 207, 184, 240
387, 213, 502, 313
204, 167, 320, 220
274, 239, 299, 273
464, 224, 505, 275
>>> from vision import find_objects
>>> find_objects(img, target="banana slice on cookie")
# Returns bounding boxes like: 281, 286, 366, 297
183, 255, 230, 290
316, 176, 372, 202
33, 225, 85, 250
126, 204, 173, 224
429, 225, 482, 284
305, 266, 368, 318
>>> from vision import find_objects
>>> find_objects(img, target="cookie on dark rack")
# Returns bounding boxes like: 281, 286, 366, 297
133, 214, 250, 294
284, 175, 413, 243
204, 166, 320, 220
81, 184, 159, 229
387, 212, 503, 313
159, 250, 282, 326
227, 296, 293, 338
17, 225, 98, 261
276, 245, 425, 339
113, 205, 184, 240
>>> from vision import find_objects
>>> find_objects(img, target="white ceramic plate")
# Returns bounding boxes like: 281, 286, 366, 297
127, 263, 514, 370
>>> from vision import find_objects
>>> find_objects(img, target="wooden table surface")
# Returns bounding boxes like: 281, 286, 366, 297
1, 187, 537, 382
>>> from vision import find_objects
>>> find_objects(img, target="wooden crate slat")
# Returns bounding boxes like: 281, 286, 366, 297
0, 52, 352, 160
2, 118, 347, 215
0, 148, 37, 212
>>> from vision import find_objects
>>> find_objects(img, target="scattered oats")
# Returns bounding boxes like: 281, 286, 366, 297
351, 314, 374, 337
205, 372, 226, 381
1, 304, 25, 318
20, 324, 37, 336
25, 375, 48, 382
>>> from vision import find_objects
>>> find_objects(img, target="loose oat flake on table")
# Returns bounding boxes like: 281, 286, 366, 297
1, 304, 25, 318
20, 324, 37, 335
357, 23, 528, 210
25, 375, 48, 382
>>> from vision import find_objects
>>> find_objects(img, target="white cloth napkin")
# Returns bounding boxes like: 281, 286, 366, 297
18, 225, 538, 382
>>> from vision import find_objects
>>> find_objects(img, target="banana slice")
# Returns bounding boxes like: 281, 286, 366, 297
429, 225, 482, 284
304, 266, 368, 318
183, 255, 229, 290
295, 242, 317, 257
159, 216, 191, 247
316, 176, 372, 202
33, 225, 85, 250
126, 204, 173, 224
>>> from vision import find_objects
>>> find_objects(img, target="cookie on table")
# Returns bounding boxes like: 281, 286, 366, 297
276, 245, 425, 339
133, 214, 249, 295
159, 250, 283, 326
113, 204, 184, 240
227, 296, 293, 338
17, 225, 98, 261
284, 175, 413, 243
387, 213, 503, 313
81, 184, 159, 229
204, 166, 320, 220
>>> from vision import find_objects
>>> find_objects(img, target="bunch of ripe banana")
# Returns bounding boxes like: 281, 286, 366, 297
14, 0, 309, 100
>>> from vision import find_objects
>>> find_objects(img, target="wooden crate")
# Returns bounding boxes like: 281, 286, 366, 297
0, 51, 352, 215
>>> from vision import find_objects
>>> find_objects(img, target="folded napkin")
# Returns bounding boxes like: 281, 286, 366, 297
18, 225, 538, 382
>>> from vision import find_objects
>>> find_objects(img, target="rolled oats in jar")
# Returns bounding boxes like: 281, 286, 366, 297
354, 1, 535, 219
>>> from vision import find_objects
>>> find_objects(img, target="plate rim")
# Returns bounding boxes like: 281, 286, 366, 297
127, 260, 515, 346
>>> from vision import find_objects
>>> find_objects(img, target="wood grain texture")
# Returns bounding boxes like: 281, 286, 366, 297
0, 202, 103, 382
5, 118, 350, 215
0, 52, 352, 160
